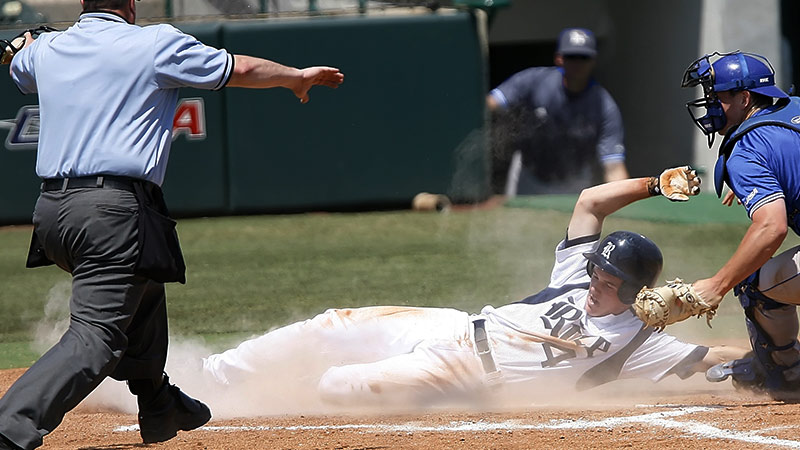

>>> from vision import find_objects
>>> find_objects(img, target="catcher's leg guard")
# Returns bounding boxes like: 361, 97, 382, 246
734, 272, 800, 396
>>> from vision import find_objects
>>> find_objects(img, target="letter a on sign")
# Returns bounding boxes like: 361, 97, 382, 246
172, 98, 206, 141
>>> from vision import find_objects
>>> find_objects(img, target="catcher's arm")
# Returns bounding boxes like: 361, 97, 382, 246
693, 199, 788, 308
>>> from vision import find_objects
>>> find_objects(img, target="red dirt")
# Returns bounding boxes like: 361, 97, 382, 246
4, 367, 800, 449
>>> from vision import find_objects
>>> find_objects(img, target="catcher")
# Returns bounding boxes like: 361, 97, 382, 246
680, 51, 800, 400
193, 167, 744, 410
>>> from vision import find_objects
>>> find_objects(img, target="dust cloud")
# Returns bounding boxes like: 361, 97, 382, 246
31, 280, 71, 355
82, 336, 402, 419
81, 336, 733, 420
30, 270, 737, 420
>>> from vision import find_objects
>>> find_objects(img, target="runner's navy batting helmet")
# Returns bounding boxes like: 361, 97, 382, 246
583, 231, 663, 305
681, 51, 788, 146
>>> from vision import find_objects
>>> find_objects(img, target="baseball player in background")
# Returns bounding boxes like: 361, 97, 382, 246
201, 169, 747, 409
487, 27, 629, 197
0, 0, 343, 449
681, 51, 800, 399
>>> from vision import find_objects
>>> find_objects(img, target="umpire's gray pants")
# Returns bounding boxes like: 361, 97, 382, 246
0, 188, 168, 449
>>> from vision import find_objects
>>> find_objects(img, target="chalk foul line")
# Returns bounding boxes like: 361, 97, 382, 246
114, 406, 800, 449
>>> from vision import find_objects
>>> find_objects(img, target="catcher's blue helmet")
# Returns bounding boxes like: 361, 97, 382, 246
584, 231, 663, 305
681, 51, 788, 146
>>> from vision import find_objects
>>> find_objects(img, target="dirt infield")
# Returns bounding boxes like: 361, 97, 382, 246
4, 368, 800, 449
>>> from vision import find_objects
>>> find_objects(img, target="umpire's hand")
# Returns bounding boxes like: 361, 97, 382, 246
291, 66, 344, 104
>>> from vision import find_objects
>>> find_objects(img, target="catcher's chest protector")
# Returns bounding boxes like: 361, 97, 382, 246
714, 96, 800, 198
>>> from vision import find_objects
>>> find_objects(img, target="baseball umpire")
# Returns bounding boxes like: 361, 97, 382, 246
196, 169, 747, 409
0, 0, 343, 448
680, 51, 800, 399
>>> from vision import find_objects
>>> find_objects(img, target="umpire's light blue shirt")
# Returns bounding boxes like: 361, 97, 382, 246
10, 12, 233, 185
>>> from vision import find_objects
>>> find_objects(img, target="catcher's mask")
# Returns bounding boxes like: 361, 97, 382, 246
681, 51, 788, 147
584, 231, 663, 305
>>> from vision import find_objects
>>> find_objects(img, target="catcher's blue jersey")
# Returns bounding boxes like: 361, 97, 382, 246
10, 12, 233, 185
722, 98, 800, 235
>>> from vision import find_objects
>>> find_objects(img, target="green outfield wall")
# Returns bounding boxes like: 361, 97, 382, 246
0, 11, 489, 225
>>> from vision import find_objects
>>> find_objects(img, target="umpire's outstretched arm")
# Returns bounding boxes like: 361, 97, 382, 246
227, 55, 343, 104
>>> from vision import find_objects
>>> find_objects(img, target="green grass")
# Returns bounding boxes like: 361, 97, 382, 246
507, 192, 753, 224
0, 342, 40, 370
2, 205, 795, 369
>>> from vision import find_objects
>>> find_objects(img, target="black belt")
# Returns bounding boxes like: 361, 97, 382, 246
41, 175, 140, 193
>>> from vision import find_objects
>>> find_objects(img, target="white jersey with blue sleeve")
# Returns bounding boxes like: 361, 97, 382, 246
10, 12, 233, 185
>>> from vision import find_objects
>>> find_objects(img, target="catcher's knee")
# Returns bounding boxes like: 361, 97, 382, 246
735, 271, 787, 311
734, 275, 800, 393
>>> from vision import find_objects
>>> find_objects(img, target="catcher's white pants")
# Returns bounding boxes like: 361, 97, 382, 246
753, 245, 800, 365
202, 306, 486, 406
758, 245, 800, 304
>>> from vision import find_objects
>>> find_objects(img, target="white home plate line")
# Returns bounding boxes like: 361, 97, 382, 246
113, 406, 800, 449
757, 426, 800, 433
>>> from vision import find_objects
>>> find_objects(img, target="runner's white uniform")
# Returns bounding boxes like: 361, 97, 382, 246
482, 236, 701, 390
202, 236, 704, 405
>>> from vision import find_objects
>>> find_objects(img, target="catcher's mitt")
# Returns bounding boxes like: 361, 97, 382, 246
0, 25, 58, 65
632, 278, 717, 331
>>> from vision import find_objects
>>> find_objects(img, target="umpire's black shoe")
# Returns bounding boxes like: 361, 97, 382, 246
138, 377, 212, 444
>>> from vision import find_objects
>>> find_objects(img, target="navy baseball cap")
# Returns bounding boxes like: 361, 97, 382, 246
557, 28, 597, 57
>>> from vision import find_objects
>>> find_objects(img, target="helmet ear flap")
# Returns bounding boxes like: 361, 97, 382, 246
617, 283, 639, 305
586, 261, 637, 305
